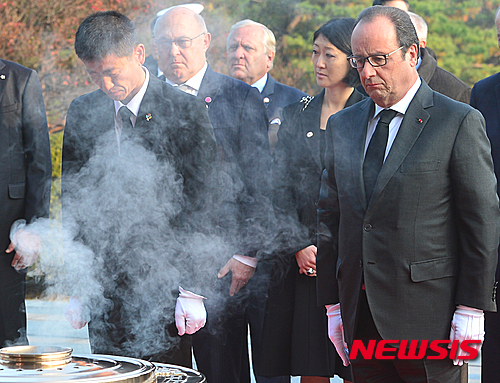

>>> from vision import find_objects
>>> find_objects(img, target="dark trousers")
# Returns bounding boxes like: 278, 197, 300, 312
481, 310, 500, 382
192, 262, 287, 383
88, 296, 192, 367
0, 272, 27, 348
351, 290, 461, 383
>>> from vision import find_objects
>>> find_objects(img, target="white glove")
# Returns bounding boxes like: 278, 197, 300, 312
449, 305, 484, 366
8, 220, 41, 271
175, 286, 207, 336
64, 297, 87, 329
326, 303, 350, 366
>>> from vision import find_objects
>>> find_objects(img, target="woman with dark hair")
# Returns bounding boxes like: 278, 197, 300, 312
257, 18, 363, 383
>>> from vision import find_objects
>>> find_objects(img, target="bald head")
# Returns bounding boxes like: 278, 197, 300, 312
408, 12, 427, 48
154, 7, 211, 84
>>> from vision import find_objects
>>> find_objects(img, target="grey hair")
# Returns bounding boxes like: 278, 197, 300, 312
408, 11, 427, 43
229, 19, 276, 54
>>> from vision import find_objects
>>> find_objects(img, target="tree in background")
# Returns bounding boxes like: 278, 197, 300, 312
1, 0, 499, 218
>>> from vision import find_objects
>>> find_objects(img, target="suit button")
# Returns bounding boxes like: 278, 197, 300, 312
359, 260, 363, 268
364, 224, 372, 232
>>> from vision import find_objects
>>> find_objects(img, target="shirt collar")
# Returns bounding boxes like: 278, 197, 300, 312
165, 62, 208, 93
373, 76, 421, 119
251, 73, 268, 93
114, 67, 150, 116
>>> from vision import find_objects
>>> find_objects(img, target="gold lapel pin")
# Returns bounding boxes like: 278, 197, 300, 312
146, 113, 152, 121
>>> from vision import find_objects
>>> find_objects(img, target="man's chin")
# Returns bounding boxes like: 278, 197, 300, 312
229, 68, 246, 81
105, 92, 126, 102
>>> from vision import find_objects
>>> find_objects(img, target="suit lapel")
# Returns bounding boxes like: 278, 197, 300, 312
261, 76, 276, 110
135, 76, 160, 132
301, 91, 323, 169
368, 81, 433, 209
0, 60, 7, 105
495, 82, 500, 124
351, 99, 374, 210
198, 66, 221, 109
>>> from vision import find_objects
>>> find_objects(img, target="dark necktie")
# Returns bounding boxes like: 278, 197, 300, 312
363, 109, 398, 203
119, 106, 134, 134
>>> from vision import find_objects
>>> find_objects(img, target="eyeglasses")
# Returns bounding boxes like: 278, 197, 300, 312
347, 46, 404, 69
155, 32, 206, 49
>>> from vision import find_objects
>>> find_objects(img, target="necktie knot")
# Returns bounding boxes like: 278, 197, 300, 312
377, 109, 398, 127
176, 83, 196, 95
119, 106, 134, 130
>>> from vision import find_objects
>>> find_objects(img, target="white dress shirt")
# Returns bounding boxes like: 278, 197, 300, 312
165, 62, 208, 96
364, 77, 422, 161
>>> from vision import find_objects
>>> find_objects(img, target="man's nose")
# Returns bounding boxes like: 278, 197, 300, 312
101, 77, 114, 91
234, 46, 245, 59
169, 42, 181, 55
360, 62, 376, 78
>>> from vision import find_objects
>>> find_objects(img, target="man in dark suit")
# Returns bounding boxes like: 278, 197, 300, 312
470, 8, 500, 382
0, 59, 51, 347
155, 7, 272, 383
62, 11, 218, 367
226, 19, 306, 153
317, 6, 499, 382
409, 11, 471, 104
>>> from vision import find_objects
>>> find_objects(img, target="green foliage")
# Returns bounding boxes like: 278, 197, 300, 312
49, 131, 63, 220
2, 0, 500, 217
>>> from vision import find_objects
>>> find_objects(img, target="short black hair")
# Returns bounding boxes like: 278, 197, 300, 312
313, 17, 360, 88
75, 11, 139, 62
372, 0, 409, 7
355, 6, 419, 59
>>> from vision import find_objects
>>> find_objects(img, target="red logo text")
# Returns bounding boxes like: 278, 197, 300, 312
350, 340, 481, 360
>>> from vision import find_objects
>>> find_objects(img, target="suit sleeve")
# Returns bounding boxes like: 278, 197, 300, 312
316, 114, 341, 306
470, 84, 478, 108
22, 69, 52, 222
451, 108, 499, 311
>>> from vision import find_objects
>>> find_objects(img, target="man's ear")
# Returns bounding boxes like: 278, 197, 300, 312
134, 44, 146, 65
407, 43, 419, 67
202, 33, 212, 53
267, 50, 275, 71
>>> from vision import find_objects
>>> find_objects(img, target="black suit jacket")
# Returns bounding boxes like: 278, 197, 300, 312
197, 66, 272, 258
273, 89, 364, 253
317, 80, 499, 346
418, 47, 471, 104
62, 75, 218, 293
0, 59, 51, 279
470, 67, 500, 383
261, 75, 307, 152
471, 72, 500, 199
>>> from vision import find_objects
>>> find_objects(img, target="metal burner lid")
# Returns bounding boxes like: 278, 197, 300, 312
0, 346, 204, 383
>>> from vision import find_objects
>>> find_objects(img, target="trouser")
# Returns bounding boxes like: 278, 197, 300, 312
0, 271, 27, 348
351, 290, 462, 383
88, 295, 192, 367
481, 310, 500, 382
192, 261, 285, 383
